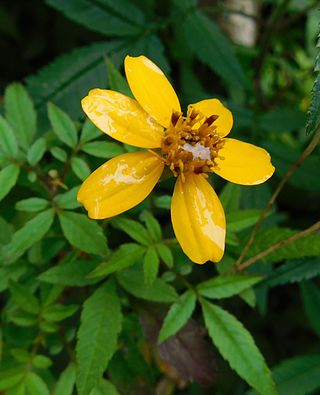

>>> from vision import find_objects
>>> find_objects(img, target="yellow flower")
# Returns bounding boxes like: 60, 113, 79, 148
78, 55, 275, 264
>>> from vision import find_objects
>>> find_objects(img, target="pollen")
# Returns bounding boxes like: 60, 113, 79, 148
161, 107, 225, 181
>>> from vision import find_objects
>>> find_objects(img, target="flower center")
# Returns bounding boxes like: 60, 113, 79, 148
161, 107, 224, 180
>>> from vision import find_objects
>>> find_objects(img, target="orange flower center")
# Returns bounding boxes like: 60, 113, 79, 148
161, 108, 224, 180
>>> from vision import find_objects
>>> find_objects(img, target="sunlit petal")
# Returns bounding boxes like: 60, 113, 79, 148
124, 55, 181, 128
78, 151, 164, 219
189, 99, 233, 138
171, 174, 226, 264
214, 138, 275, 185
81, 89, 164, 148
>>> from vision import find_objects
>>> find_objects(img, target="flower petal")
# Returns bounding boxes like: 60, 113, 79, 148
77, 151, 164, 219
82, 89, 164, 148
214, 138, 275, 185
189, 99, 233, 137
124, 55, 181, 128
171, 174, 226, 264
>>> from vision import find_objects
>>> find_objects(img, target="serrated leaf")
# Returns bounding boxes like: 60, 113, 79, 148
81, 141, 125, 159
25, 372, 50, 395
27, 137, 46, 165
46, 0, 145, 37
140, 211, 162, 241
15, 197, 49, 212
59, 211, 108, 256
143, 246, 159, 286
239, 287, 256, 308
0, 164, 20, 202
198, 274, 262, 299
244, 227, 320, 264
39, 260, 99, 286
155, 243, 173, 268
0, 115, 18, 157
9, 280, 40, 314
106, 58, 131, 96
227, 210, 261, 232
117, 267, 178, 303
43, 304, 78, 322
1, 209, 54, 264
53, 363, 76, 395
54, 186, 81, 209
158, 290, 196, 343
112, 217, 152, 245
48, 102, 78, 148
260, 257, 320, 288
89, 243, 145, 278
300, 281, 320, 337
179, 8, 247, 89
201, 300, 277, 395
71, 157, 91, 180
246, 354, 320, 395
4, 83, 37, 150
76, 280, 122, 395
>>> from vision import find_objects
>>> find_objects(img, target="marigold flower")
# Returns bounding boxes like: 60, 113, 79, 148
78, 55, 275, 264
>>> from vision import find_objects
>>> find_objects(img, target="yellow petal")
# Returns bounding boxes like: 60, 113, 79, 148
124, 55, 181, 128
214, 138, 275, 185
81, 89, 164, 148
189, 99, 233, 137
171, 174, 226, 264
77, 151, 164, 219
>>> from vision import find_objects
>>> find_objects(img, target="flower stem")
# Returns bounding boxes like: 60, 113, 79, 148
236, 220, 320, 271
236, 128, 320, 268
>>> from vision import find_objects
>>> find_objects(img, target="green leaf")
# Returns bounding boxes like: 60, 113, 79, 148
112, 217, 152, 245
201, 300, 277, 395
1, 209, 54, 264
0, 368, 25, 391
198, 274, 262, 299
306, 33, 320, 135
259, 107, 305, 134
15, 197, 49, 212
39, 259, 100, 286
9, 280, 40, 314
43, 304, 78, 322
239, 287, 256, 308
81, 141, 125, 159
46, 0, 145, 37
89, 243, 145, 278
179, 8, 247, 89
90, 379, 120, 395
4, 83, 37, 150
76, 280, 122, 395
117, 267, 178, 303
140, 211, 162, 241
71, 157, 91, 180
106, 58, 132, 96
260, 258, 320, 288
155, 243, 173, 268
244, 227, 320, 264
0, 164, 20, 202
143, 246, 160, 286
32, 355, 52, 369
53, 363, 76, 395
154, 195, 171, 209
0, 115, 18, 157
300, 281, 320, 337
25, 372, 50, 395
27, 138, 46, 165
246, 354, 320, 395
227, 210, 261, 232
59, 211, 108, 256
158, 290, 196, 343
48, 102, 78, 148
54, 186, 81, 209
80, 119, 101, 144
50, 146, 68, 162
219, 183, 242, 212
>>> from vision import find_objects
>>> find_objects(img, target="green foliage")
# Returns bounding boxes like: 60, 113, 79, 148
300, 280, 320, 337
76, 280, 122, 395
